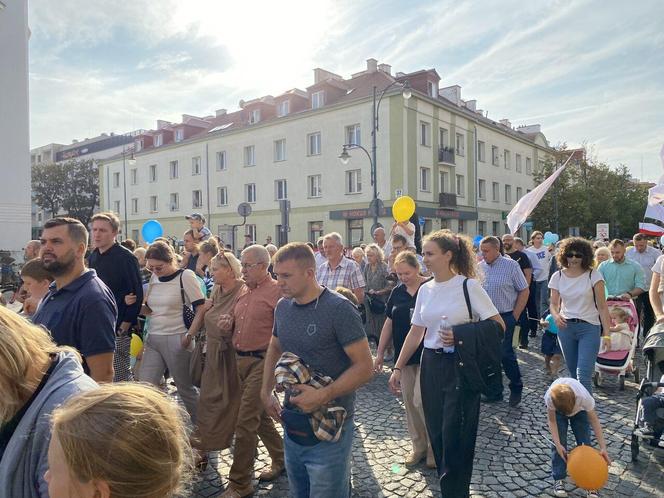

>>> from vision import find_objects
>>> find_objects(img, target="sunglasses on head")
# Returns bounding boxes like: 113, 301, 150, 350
565, 252, 583, 259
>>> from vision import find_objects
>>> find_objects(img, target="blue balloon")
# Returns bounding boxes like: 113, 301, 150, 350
544, 231, 553, 238
550, 233, 560, 243
141, 220, 163, 244
473, 235, 483, 245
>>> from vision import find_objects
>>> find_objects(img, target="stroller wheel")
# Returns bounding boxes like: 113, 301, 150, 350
634, 367, 640, 384
631, 434, 639, 462
619, 375, 625, 391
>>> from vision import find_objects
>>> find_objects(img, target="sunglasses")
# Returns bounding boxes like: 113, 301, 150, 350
565, 252, 583, 259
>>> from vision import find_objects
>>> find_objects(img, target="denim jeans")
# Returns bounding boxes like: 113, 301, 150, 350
537, 279, 550, 319
557, 321, 601, 394
284, 415, 353, 498
486, 313, 523, 398
551, 410, 591, 480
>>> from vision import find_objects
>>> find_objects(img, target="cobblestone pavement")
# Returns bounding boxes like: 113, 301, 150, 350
191, 343, 664, 497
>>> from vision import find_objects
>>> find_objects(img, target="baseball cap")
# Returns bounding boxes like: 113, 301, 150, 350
185, 213, 205, 223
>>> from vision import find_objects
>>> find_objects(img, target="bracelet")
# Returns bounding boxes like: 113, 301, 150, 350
393, 367, 401, 372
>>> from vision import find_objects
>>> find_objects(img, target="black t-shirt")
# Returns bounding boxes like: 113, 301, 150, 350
507, 250, 532, 274
386, 279, 431, 365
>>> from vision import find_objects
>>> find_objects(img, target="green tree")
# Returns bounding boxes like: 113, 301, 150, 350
31, 162, 67, 216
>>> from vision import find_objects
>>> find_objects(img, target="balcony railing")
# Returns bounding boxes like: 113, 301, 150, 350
438, 146, 455, 164
439, 192, 457, 208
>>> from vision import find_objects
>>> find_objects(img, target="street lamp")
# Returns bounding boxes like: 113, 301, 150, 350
121, 138, 136, 239
339, 79, 411, 228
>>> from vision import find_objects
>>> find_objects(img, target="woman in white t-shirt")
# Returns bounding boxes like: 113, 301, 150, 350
139, 241, 206, 423
548, 238, 611, 395
388, 230, 504, 498
649, 254, 664, 325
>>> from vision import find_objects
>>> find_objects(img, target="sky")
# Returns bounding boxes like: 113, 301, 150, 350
28, 0, 664, 180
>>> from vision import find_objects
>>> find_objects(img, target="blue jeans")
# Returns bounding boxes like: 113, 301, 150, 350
551, 410, 591, 480
284, 415, 354, 498
537, 280, 549, 318
557, 321, 601, 394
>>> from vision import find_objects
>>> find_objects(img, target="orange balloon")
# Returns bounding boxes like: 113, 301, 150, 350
566, 445, 608, 490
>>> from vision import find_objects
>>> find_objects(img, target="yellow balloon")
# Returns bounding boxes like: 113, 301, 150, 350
392, 196, 416, 222
130, 333, 143, 358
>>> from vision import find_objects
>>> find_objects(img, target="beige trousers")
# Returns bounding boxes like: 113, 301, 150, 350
401, 364, 433, 457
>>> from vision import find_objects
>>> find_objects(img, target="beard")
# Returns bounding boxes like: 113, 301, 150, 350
503, 243, 513, 251
42, 250, 77, 277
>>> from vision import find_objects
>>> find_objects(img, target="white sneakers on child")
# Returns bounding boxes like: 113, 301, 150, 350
553, 480, 568, 497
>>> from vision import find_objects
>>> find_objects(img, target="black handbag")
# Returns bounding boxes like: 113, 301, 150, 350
366, 294, 386, 314
179, 271, 196, 329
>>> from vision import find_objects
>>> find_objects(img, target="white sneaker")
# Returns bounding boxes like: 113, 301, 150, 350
586, 491, 599, 498
553, 480, 568, 497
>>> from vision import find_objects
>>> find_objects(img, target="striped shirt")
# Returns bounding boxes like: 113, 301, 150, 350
317, 257, 365, 291
480, 255, 529, 313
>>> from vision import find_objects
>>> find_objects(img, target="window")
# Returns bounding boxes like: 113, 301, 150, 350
346, 124, 361, 146
130, 168, 138, 185
516, 186, 523, 200
516, 154, 522, 173
458, 219, 465, 233
113, 172, 120, 188
504, 150, 511, 169
308, 221, 324, 243
149, 196, 158, 212
216, 151, 227, 171
427, 81, 438, 97
217, 187, 228, 206
192, 156, 201, 175
526, 157, 532, 175
149, 164, 157, 182
492, 182, 500, 202
308, 174, 322, 198
246, 224, 257, 243
492, 146, 499, 166
277, 100, 290, 117
113, 200, 120, 213
275, 179, 288, 200
478, 221, 486, 236
132, 229, 139, 241
154, 134, 163, 147
245, 183, 256, 203
348, 219, 364, 247
135, 140, 142, 152
249, 109, 261, 124
131, 198, 139, 214
477, 141, 486, 162
175, 129, 184, 142
420, 167, 431, 192
492, 221, 500, 236
439, 128, 449, 148
244, 145, 256, 166
345, 170, 362, 194
311, 90, 324, 109
420, 122, 431, 146
192, 190, 203, 208
307, 132, 321, 155
169, 160, 178, 179
505, 184, 512, 204
478, 179, 486, 200
439, 171, 449, 192
456, 174, 465, 197
456, 133, 465, 156
274, 139, 286, 162
169, 193, 179, 211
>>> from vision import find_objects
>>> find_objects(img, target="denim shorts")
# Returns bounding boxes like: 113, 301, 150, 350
541, 331, 562, 356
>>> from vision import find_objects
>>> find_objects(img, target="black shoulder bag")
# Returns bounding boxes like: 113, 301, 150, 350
179, 270, 196, 329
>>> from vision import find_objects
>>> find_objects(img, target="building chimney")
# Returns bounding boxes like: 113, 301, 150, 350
156, 120, 170, 130
366, 58, 378, 73
395, 71, 406, 78
518, 124, 541, 134
464, 99, 476, 112
72, 139, 78, 143
378, 63, 391, 75
440, 85, 462, 106
499, 119, 512, 128
215, 109, 227, 117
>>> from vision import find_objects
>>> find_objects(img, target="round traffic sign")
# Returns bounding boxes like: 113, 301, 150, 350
237, 202, 252, 217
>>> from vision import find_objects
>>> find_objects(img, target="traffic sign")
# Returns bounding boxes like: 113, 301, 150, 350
237, 202, 252, 217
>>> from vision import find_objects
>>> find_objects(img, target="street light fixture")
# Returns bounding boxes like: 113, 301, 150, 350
338, 79, 411, 228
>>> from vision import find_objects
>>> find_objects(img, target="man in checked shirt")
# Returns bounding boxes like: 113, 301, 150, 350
316, 232, 365, 303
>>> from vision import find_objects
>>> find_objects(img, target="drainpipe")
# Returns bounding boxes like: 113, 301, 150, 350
205, 143, 211, 227
473, 124, 479, 234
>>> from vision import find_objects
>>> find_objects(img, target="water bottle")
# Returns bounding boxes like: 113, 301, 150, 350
439, 315, 454, 353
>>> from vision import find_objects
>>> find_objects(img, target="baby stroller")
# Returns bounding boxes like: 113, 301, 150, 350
593, 299, 640, 390
630, 322, 664, 461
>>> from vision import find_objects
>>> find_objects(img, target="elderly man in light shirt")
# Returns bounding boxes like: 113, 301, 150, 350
627, 233, 662, 335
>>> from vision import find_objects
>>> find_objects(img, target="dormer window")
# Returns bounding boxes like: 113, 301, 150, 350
277, 100, 290, 117
249, 109, 261, 124
427, 81, 438, 98
312, 91, 325, 109
154, 134, 163, 147
135, 139, 142, 152
175, 129, 184, 142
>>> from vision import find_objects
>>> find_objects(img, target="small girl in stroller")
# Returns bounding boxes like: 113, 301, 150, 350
641, 361, 664, 445
600, 307, 632, 352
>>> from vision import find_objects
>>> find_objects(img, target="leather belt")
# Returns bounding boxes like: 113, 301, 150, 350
565, 318, 589, 324
236, 350, 266, 359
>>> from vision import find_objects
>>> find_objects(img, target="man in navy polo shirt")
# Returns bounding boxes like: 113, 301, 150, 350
33, 217, 117, 383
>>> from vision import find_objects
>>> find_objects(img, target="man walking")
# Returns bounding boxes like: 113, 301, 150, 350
316, 232, 365, 303
503, 234, 534, 348
262, 242, 373, 497
525, 231, 553, 338
372, 226, 392, 260
88, 212, 144, 381
598, 239, 646, 300
220, 245, 284, 498
180, 229, 201, 272
627, 233, 661, 336
32, 217, 117, 383
480, 237, 529, 406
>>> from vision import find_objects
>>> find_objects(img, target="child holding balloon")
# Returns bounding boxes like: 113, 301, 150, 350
391, 196, 417, 249
545, 377, 610, 497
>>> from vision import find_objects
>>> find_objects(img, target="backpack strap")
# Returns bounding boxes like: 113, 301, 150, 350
589, 269, 598, 310
463, 278, 472, 320
178, 269, 187, 306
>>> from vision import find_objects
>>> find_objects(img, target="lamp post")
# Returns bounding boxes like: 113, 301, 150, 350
339, 79, 411, 229
121, 138, 136, 239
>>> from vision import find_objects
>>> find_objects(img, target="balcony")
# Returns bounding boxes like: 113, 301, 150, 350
439, 192, 457, 208
438, 146, 455, 164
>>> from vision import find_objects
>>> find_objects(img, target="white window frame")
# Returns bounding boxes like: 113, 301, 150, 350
477, 141, 486, 162
246, 224, 257, 243
427, 81, 438, 97
504, 150, 511, 169
505, 184, 512, 204
345, 169, 362, 194
516, 186, 523, 200
130, 168, 138, 185
345, 124, 361, 146
154, 134, 163, 147
113, 200, 120, 213
275, 179, 288, 200
420, 121, 431, 147
456, 133, 465, 156
149, 195, 158, 213
311, 90, 324, 109
216, 151, 227, 171
249, 109, 261, 124
175, 128, 184, 142
244, 145, 256, 167
307, 132, 321, 156
439, 128, 449, 148
456, 174, 465, 197
274, 139, 286, 162
478, 221, 486, 236
439, 171, 449, 193
192, 156, 201, 176
217, 186, 228, 207
419, 167, 431, 192
169, 193, 179, 212
526, 157, 532, 175
492, 146, 500, 166
245, 183, 256, 203
308, 174, 322, 198
113, 172, 120, 188
492, 221, 500, 236
131, 198, 139, 214
135, 140, 142, 152
149, 164, 157, 183
192, 189, 203, 209
277, 100, 290, 117
492, 181, 500, 202
478, 179, 486, 200
169, 160, 178, 179
516, 154, 522, 173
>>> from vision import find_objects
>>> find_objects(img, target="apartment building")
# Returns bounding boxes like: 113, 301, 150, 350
100, 59, 554, 248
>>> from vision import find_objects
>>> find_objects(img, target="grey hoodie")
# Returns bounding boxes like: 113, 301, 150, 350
0, 351, 97, 498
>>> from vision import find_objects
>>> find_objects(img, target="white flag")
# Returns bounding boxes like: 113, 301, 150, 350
506, 153, 574, 234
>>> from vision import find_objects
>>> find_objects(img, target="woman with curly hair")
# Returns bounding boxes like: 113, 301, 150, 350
548, 237, 612, 394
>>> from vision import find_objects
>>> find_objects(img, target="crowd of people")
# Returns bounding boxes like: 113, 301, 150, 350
2, 209, 664, 498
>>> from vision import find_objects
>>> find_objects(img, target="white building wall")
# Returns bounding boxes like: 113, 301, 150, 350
0, 0, 31, 256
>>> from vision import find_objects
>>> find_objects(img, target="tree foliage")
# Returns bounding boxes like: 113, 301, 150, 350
32, 159, 99, 226
530, 152, 647, 239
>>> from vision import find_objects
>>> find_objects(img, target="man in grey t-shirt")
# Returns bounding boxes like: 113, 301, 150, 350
261, 243, 373, 498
